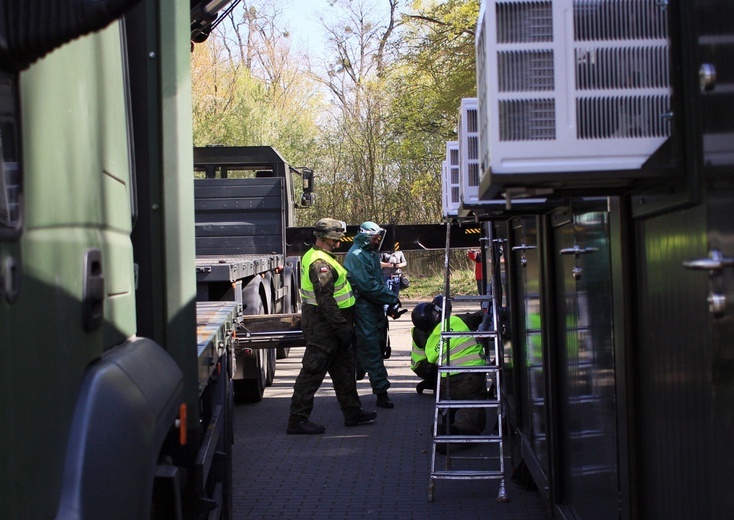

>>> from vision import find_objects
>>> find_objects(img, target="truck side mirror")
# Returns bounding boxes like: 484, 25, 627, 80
300, 168, 314, 207
301, 168, 314, 193
301, 192, 315, 207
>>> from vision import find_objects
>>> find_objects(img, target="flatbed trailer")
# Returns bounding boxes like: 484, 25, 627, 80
193, 147, 314, 403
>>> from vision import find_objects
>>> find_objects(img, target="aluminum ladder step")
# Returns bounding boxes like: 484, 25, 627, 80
440, 330, 497, 339
435, 399, 501, 408
436, 365, 499, 375
433, 434, 502, 443
431, 470, 504, 479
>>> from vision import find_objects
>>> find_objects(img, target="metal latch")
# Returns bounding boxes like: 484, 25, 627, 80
683, 249, 734, 317
559, 245, 598, 280
512, 243, 537, 267
683, 249, 734, 272
83, 249, 105, 331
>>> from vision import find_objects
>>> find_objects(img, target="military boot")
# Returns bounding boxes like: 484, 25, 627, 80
376, 391, 394, 409
286, 418, 325, 435
344, 409, 377, 427
416, 380, 435, 394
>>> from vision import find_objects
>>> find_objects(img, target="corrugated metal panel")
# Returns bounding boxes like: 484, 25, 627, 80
636, 205, 711, 519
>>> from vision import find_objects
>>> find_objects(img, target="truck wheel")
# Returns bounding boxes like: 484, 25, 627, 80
276, 274, 299, 359
234, 362, 265, 403
265, 347, 275, 387
237, 286, 269, 402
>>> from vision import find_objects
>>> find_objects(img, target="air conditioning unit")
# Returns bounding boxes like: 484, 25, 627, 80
442, 141, 460, 218
476, 0, 672, 189
458, 98, 481, 206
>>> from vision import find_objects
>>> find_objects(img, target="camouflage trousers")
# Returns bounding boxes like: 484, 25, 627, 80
290, 337, 362, 422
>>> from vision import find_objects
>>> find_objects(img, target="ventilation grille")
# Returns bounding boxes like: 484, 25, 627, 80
496, 1, 553, 43
499, 50, 554, 91
499, 99, 556, 141
575, 46, 670, 90
574, 0, 668, 41
442, 141, 460, 217
577, 95, 671, 139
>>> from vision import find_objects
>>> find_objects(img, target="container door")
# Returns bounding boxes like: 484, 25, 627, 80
508, 216, 550, 492
697, 0, 734, 516
552, 201, 618, 519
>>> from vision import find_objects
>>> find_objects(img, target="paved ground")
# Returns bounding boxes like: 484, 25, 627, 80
231, 301, 548, 519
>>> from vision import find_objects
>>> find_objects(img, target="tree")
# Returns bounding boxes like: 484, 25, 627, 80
190, 0, 482, 228
381, 0, 481, 223
305, 0, 403, 225
191, 1, 324, 174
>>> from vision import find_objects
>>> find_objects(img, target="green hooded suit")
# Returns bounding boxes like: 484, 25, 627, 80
344, 232, 399, 394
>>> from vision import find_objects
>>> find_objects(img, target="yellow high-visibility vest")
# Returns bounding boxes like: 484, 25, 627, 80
425, 316, 485, 376
300, 248, 355, 308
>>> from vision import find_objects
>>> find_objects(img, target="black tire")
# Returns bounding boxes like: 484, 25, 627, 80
234, 363, 264, 403
236, 283, 268, 402
276, 274, 299, 359
265, 347, 276, 387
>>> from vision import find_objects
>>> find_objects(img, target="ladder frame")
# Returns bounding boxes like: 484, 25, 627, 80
428, 222, 509, 503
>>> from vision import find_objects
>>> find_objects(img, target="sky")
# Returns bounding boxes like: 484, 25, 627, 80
281, 0, 338, 59
280, 0, 392, 61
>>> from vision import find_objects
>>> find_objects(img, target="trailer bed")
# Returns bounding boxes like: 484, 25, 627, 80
196, 301, 239, 391
195, 254, 285, 282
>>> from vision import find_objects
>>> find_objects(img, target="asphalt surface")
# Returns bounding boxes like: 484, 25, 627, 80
231, 301, 548, 519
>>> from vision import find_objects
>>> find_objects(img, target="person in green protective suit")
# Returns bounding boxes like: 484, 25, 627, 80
344, 221, 403, 409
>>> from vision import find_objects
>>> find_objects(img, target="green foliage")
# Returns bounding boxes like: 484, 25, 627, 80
190, 9, 323, 169
380, 0, 480, 224
400, 268, 477, 300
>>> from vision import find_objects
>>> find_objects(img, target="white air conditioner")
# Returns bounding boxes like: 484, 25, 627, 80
458, 98, 481, 206
442, 141, 460, 217
477, 0, 672, 179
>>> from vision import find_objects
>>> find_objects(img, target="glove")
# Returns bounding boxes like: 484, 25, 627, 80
382, 344, 392, 359
339, 325, 354, 348
386, 301, 407, 320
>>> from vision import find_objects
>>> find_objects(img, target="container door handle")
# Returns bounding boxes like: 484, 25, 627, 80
559, 245, 599, 256
683, 249, 734, 317
559, 245, 598, 280
683, 249, 734, 272
512, 244, 537, 267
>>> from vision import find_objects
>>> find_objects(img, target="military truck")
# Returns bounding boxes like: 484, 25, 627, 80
193, 145, 313, 402
0, 0, 244, 518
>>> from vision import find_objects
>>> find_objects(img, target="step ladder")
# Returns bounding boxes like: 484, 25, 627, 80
427, 223, 509, 503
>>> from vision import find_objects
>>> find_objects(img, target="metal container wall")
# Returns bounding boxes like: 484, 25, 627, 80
635, 204, 711, 518
631, 0, 734, 515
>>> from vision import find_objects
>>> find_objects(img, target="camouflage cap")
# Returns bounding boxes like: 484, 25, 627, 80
313, 218, 347, 240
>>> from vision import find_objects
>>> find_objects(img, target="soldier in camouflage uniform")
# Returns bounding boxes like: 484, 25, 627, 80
287, 218, 377, 435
